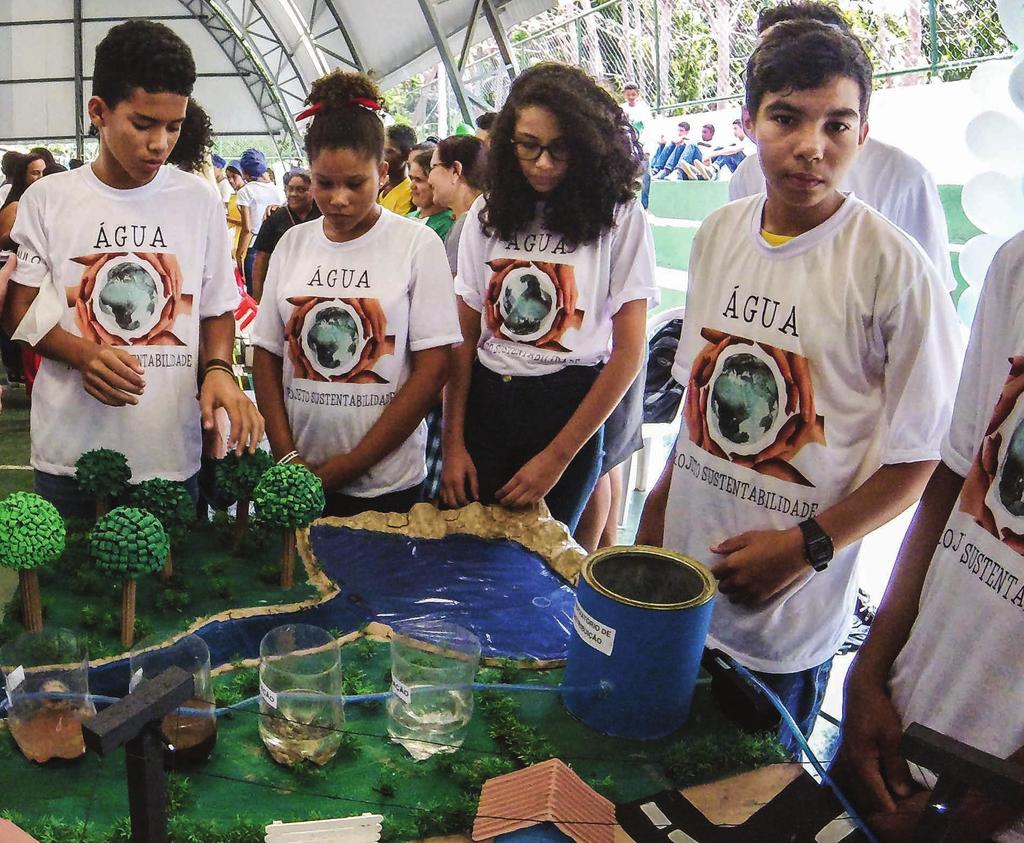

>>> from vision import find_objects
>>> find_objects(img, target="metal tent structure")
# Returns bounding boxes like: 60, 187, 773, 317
0, 0, 553, 157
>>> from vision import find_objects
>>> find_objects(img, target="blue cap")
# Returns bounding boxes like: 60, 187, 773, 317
240, 148, 267, 178
227, 159, 241, 173
211, 153, 226, 169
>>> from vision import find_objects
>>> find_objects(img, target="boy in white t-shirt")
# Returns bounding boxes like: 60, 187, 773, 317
636, 18, 962, 753
235, 148, 285, 293
0, 20, 263, 518
834, 233, 1024, 842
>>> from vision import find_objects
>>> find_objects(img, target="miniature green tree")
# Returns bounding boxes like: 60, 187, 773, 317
215, 449, 273, 545
75, 448, 132, 519
0, 493, 66, 632
89, 506, 168, 647
253, 464, 325, 589
129, 479, 195, 581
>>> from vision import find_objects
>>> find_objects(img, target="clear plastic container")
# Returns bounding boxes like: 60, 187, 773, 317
258, 624, 345, 766
387, 619, 480, 761
0, 629, 95, 762
130, 634, 217, 768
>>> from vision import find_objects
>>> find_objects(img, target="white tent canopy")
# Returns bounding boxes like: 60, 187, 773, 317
0, 0, 552, 155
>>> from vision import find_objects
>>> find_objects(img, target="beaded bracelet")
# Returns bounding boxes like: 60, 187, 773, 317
277, 450, 300, 465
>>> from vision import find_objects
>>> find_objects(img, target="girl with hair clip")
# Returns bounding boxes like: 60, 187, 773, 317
441, 62, 657, 531
251, 70, 462, 517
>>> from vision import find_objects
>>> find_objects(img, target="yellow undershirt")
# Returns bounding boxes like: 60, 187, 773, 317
761, 229, 795, 248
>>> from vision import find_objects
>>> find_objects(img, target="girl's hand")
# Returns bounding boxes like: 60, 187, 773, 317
496, 447, 568, 509
441, 444, 479, 508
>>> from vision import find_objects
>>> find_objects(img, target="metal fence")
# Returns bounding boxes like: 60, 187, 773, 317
387, 0, 1014, 136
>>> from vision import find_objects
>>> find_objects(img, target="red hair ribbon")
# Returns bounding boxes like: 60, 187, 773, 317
294, 97, 382, 122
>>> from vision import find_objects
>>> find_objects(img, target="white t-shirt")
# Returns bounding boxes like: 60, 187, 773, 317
250, 210, 461, 497
0, 183, 12, 205
622, 99, 656, 153
729, 137, 955, 291
889, 232, 1024, 843
236, 180, 285, 238
454, 196, 658, 377
662, 195, 962, 673
11, 165, 239, 481
217, 177, 232, 205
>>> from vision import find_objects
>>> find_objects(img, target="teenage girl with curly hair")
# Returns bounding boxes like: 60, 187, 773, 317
252, 70, 461, 517
441, 62, 657, 530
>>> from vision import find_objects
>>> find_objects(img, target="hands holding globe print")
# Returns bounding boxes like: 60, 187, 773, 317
70, 252, 191, 346
686, 328, 825, 486
960, 356, 1024, 554
484, 259, 584, 350
286, 296, 395, 384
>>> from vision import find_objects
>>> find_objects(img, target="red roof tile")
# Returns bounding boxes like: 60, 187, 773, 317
472, 758, 616, 843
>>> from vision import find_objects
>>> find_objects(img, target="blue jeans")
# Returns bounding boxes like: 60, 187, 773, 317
714, 152, 746, 174
640, 154, 651, 209
664, 142, 703, 172
755, 659, 834, 757
650, 142, 674, 172
35, 469, 200, 520
463, 362, 604, 532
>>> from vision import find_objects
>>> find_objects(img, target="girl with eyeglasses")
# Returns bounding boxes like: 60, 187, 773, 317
440, 62, 657, 531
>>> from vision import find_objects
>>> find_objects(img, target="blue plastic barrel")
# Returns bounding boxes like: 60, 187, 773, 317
562, 545, 716, 740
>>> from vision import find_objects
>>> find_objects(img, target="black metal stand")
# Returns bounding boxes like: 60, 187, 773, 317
903, 722, 1024, 843
82, 666, 194, 843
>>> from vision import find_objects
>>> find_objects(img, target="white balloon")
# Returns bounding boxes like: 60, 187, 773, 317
957, 286, 981, 327
971, 59, 1014, 111
962, 172, 1024, 237
959, 234, 1009, 286
965, 111, 1024, 174
1011, 60, 1024, 113
998, 0, 1024, 47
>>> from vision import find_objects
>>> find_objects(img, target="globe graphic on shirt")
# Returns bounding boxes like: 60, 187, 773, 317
998, 418, 1024, 517
306, 306, 360, 373
501, 272, 554, 337
97, 262, 158, 332
710, 353, 779, 446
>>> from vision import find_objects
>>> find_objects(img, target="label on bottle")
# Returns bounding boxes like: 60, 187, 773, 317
4, 665, 24, 696
572, 602, 616, 656
260, 678, 278, 709
391, 676, 412, 704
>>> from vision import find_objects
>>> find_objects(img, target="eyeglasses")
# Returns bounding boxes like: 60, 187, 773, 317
511, 139, 571, 163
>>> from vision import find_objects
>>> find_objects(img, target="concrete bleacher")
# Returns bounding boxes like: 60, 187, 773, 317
647, 180, 982, 306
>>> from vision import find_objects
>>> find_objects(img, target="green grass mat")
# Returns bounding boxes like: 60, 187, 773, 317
0, 519, 319, 659
1, 644, 786, 842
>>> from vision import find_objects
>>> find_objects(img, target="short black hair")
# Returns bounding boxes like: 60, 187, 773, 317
475, 112, 497, 131
284, 169, 311, 186
745, 18, 872, 119
304, 70, 385, 162
624, 82, 640, 91
678, 120, 690, 131
386, 124, 417, 156
757, 1, 850, 34
92, 20, 196, 108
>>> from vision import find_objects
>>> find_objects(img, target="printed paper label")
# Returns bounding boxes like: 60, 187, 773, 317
4, 665, 25, 696
573, 602, 616, 656
128, 668, 144, 693
391, 676, 412, 704
260, 678, 278, 709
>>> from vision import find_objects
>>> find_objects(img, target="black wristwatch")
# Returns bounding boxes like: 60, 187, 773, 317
798, 518, 834, 572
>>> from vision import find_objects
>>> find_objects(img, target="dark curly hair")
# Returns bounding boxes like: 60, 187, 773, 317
92, 20, 196, 107
436, 135, 487, 192
746, 18, 872, 118
481, 63, 642, 246
304, 70, 385, 161
756, 1, 850, 34
167, 97, 213, 174
2, 154, 44, 209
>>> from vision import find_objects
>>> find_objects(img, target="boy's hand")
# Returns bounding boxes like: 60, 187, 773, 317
77, 344, 146, 406
834, 673, 914, 814
708, 527, 808, 605
199, 370, 264, 455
